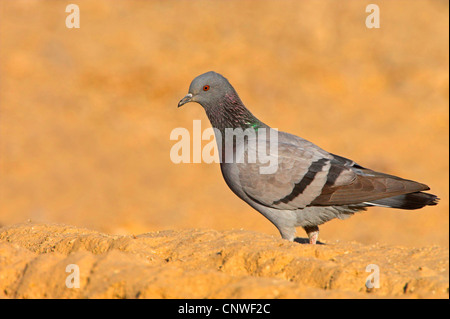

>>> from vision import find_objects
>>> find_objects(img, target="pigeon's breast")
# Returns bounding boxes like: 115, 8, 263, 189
220, 162, 247, 200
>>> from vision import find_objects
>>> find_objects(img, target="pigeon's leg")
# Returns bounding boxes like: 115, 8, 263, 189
304, 226, 319, 245
278, 226, 296, 242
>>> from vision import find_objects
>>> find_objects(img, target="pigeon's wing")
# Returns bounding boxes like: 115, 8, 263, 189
237, 138, 337, 210
310, 160, 430, 206
237, 136, 429, 210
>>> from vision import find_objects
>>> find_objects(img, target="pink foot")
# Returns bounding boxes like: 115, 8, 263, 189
304, 226, 319, 245
309, 231, 319, 245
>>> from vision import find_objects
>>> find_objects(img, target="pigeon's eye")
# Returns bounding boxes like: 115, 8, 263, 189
203, 85, 210, 91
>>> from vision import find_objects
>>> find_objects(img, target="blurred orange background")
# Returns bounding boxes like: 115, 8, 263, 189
0, 0, 448, 247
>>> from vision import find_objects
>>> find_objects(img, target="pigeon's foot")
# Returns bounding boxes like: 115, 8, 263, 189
304, 226, 319, 245
309, 232, 319, 245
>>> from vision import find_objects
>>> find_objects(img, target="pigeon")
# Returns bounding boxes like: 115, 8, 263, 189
178, 71, 438, 244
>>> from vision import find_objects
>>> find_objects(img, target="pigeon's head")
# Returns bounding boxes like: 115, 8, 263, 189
178, 71, 236, 109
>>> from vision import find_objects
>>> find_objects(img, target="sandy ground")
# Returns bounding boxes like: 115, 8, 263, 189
0, 223, 448, 298
0, 1, 448, 299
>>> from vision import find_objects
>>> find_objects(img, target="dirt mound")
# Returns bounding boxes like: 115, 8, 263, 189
0, 223, 447, 298
1, 0, 448, 249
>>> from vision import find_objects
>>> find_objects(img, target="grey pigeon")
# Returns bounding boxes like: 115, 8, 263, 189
178, 71, 438, 244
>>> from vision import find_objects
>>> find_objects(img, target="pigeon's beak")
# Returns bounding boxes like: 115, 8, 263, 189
178, 93, 193, 108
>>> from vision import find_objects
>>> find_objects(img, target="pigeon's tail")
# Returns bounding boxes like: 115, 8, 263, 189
366, 192, 439, 210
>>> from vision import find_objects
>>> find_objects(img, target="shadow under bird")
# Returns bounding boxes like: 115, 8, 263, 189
178, 71, 438, 244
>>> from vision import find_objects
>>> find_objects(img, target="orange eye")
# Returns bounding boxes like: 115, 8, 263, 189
203, 85, 210, 91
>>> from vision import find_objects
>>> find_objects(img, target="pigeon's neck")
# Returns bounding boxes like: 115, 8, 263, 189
203, 92, 267, 134
203, 91, 271, 164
